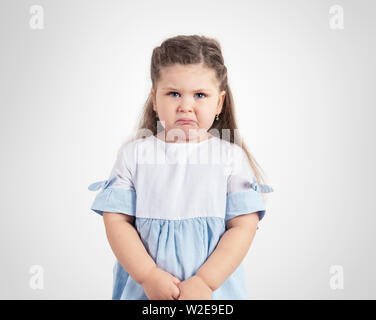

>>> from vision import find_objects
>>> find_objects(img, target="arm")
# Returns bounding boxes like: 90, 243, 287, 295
102, 212, 156, 285
103, 212, 181, 299
195, 212, 259, 291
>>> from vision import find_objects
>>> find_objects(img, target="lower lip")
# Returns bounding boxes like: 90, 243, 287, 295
177, 120, 196, 124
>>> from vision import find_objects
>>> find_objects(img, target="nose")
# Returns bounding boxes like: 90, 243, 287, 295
178, 96, 195, 113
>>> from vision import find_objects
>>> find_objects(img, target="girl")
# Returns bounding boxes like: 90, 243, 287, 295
88, 35, 273, 300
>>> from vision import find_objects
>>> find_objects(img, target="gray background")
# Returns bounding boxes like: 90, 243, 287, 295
0, 0, 375, 299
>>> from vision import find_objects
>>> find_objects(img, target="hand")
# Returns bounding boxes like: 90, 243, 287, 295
141, 266, 181, 300
177, 275, 213, 300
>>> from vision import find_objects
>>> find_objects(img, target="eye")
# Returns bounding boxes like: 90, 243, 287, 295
195, 92, 207, 99
168, 91, 207, 99
168, 91, 180, 98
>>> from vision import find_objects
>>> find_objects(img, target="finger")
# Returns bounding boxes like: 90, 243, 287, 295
169, 289, 180, 300
172, 277, 181, 284
171, 284, 180, 299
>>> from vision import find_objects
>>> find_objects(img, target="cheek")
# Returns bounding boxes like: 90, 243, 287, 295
159, 98, 178, 114
156, 96, 173, 111
196, 102, 217, 117
196, 111, 216, 126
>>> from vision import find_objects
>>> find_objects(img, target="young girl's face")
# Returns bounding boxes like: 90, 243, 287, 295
151, 63, 226, 142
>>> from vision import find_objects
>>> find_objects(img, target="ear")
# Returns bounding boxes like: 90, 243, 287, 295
217, 90, 226, 114
150, 88, 157, 112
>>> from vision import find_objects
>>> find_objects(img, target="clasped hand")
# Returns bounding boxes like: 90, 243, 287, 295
175, 274, 213, 300
141, 266, 212, 300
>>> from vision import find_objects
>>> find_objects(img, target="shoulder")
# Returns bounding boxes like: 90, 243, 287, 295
114, 137, 141, 169
117, 135, 156, 167
117, 136, 149, 156
227, 142, 255, 177
219, 138, 247, 162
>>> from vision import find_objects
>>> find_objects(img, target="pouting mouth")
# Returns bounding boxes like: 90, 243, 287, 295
176, 119, 196, 123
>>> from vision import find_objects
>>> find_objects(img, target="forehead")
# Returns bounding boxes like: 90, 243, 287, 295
158, 64, 219, 90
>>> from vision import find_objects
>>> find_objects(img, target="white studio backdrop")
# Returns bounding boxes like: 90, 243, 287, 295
0, 0, 375, 299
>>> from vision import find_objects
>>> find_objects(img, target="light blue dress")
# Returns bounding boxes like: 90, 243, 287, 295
88, 134, 273, 300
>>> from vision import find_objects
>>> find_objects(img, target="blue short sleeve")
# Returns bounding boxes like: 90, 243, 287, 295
88, 144, 136, 217
225, 146, 273, 223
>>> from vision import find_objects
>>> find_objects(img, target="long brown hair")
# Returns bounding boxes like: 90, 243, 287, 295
126, 34, 271, 198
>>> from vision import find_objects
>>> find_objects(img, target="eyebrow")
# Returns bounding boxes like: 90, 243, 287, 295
161, 87, 212, 92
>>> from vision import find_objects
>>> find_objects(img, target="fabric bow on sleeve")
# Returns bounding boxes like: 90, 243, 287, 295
88, 174, 116, 191
249, 176, 274, 193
